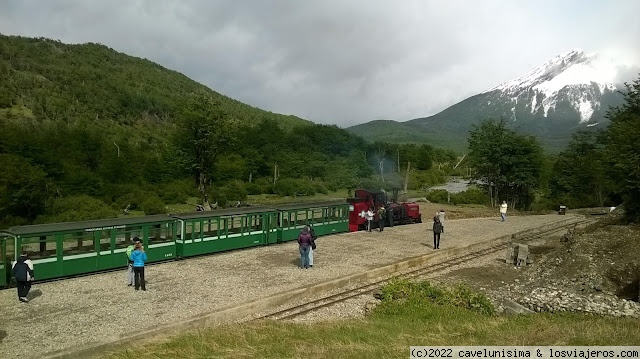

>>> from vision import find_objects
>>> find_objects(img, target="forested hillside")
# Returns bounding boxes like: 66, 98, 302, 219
0, 35, 447, 227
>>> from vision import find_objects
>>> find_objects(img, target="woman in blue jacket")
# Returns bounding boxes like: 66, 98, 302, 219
130, 242, 148, 291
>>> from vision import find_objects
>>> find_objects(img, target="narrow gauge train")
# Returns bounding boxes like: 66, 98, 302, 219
0, 194, 421, 288
346, 188, 422, 232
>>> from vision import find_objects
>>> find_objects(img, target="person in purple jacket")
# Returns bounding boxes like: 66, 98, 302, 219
297, 226, 313, 269
130, 242, 148, 291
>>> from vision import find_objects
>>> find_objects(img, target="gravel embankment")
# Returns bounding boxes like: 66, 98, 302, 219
0, 214, 577, 358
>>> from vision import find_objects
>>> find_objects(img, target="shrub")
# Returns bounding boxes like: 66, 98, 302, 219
274, 178, 299, 196
35, 195, 118, 223
158, 179, 193, 204
426, 189, 449, 204
378, 279, 495, 316
452, 188, 489, 205
222, 180, 248, 202
141, 195, 166, 215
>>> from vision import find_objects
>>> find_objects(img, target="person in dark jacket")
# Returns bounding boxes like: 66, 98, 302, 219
12, 252, 34, 302
432, 216, 443, 249
298, 226, 313, 269
130, 242, 148, 291
377, 207, 386, 232
307, 223, 317, 268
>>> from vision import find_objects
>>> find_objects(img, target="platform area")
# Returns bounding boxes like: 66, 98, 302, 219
0, 214, 581, 358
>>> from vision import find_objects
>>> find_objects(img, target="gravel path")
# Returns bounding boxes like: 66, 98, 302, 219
0, 214, 577, 358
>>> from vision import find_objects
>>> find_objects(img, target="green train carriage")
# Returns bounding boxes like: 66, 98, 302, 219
274, 201, 350, 242
1, 215, 177, 282
174, 207, 280, 258
0, 201, 352, 287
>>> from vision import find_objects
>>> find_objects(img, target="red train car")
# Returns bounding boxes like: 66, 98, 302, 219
346, 189, 421, 232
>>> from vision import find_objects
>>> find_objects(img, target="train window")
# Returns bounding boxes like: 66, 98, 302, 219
20, 235, 57, 260
115, 226, 142, 250
62, 232, 96, 256
295, 210, 307, 226
330, 207, 341, 221
311, 209, 323, 224
192, 221, 203, 240
148, 223, 174, 244
229, 216, 243, 234
220, 217, 228, 237
203, 219, 218, 238
284, 212, 294, 228
99, 230, 111, 251
250, 215, 262, 231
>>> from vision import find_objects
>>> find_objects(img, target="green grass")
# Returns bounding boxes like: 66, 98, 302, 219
104, 281, 640, 359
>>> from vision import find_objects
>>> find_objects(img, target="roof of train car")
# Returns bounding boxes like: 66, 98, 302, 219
0, 201, 351, 236
171, 206, 278, 219
270, 200, 348, 211
2, 215, 176, 236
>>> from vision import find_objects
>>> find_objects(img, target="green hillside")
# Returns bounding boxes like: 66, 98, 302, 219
0, 34, 382, 226
346, 119, 467, 152
0, 34, 311, 128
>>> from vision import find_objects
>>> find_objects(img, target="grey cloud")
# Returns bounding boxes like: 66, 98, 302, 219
1, 0, 639, 127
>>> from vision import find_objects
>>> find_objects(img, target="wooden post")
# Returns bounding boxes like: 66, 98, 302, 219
403, 161, 410, 192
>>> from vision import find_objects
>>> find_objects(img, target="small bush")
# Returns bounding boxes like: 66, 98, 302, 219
378, 279, 495, 316
36, 195, 118, 223
158, 179, 193, 204
221, 180, 248, 202
274, 178, 300, 196
452, 188, 489, 205
141, 195, 166, 215
426, 189, 449, 203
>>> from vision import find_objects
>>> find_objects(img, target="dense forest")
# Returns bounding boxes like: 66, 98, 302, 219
1, 34, 638, 227
0, 35, 456, 227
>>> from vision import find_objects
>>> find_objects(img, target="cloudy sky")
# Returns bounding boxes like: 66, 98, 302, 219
1, 0, 639, 127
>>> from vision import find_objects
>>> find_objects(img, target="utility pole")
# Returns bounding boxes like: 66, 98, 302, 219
403, 161, 411, 193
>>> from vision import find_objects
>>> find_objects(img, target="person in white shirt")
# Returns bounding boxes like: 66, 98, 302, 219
365, 208, 374, 232
436, 209, 445, 232
500, 201, 508, 222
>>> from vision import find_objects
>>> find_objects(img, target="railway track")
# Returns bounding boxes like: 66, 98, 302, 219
258, 218, 593, 321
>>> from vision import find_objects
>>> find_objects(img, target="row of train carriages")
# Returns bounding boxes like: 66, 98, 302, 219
0, 190, 421, 288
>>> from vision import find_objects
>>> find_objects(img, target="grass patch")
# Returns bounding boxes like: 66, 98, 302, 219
103, 280, 640, 359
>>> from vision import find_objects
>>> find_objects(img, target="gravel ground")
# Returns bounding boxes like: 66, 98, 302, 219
0, 214, 578, 358
272, 223, 587, 323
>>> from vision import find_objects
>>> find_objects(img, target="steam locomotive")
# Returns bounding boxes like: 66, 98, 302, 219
347, 189, 422, 232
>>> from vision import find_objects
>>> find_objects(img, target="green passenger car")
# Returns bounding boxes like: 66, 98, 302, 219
2, 215, 177, 282
274, 201, 350, 242
174, 207, 280, 258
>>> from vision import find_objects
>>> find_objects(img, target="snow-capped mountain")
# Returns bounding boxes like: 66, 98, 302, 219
348, 49, 629, 151
484, 48, 619, 124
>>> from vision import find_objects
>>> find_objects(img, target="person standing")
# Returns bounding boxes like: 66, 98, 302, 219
500, 201, 508, 222
308, 224, 317, 268
12, 251, 34, 302
365, 207, 374, 232
432, 216, 443, 249
436, 209, 445, 232
297, 226, 313, 269
377, 206, 386, 232
125, 238, 137, 286
130, 242, 147, 291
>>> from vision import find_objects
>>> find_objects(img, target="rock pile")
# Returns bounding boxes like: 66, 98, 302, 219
515, 286, 640, 317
